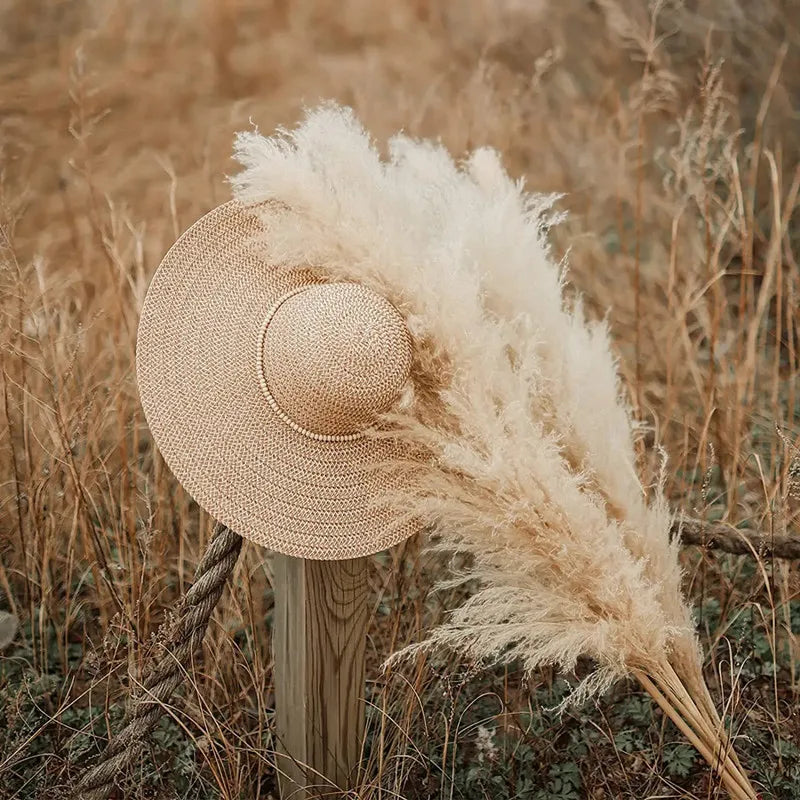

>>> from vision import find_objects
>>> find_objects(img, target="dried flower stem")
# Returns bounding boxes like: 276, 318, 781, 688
660, 659, 747, 777
635, 668, 756, 800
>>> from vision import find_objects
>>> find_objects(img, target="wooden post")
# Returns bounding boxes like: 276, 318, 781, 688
272, 555, 369, 798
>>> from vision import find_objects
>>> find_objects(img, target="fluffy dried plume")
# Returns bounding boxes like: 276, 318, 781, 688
231, 104, 757, 799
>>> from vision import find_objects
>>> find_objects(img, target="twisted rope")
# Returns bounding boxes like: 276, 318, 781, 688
73, 524, 243, 800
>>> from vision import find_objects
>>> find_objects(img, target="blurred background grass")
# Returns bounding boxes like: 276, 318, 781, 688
1, 1, 799, 797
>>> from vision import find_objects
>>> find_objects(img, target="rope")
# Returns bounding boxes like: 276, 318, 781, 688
72, 524, 243, 800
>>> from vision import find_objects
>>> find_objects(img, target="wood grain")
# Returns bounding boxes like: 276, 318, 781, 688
273, 555, 369, 799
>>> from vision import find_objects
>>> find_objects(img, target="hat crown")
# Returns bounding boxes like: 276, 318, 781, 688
261, 282, 412, 438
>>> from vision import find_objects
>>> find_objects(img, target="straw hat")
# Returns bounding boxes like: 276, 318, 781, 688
136, 200, 420, 559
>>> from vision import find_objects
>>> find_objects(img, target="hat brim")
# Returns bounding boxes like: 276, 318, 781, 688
136, 201, 420, 559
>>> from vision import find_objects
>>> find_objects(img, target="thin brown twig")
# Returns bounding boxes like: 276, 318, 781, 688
673, 516, 800, 560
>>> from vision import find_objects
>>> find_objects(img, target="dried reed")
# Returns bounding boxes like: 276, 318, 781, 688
232, 104, 758, 798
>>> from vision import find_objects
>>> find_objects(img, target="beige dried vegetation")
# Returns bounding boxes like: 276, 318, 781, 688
1, 1, 799, 798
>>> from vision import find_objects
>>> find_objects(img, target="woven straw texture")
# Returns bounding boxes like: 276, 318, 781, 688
136, 201, 420, 559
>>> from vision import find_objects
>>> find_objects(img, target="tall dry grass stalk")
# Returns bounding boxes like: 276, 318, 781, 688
231, 104, 759, 798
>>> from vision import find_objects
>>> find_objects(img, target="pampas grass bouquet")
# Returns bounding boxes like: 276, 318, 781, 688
232, 105, 760, 800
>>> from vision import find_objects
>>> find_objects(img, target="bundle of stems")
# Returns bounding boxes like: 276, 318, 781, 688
636, 652, 755, 800
231, 104, 758, 797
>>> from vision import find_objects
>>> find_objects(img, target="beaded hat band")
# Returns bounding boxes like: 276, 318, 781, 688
256, 282, 412, 443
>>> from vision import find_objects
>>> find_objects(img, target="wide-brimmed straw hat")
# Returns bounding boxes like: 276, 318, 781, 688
136, 200, 420, 559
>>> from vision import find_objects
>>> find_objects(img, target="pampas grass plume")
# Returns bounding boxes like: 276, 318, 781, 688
232, 104, 757, 800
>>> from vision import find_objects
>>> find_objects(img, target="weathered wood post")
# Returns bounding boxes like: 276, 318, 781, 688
272, 556, 369, 798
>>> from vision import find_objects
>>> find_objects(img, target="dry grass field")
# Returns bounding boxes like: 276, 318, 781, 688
1, 1, 800, 797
